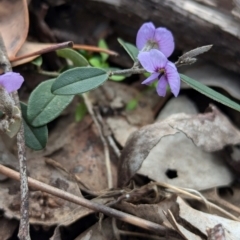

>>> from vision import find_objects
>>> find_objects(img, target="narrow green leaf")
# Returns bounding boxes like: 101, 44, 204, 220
31, 56, 43, 67
57, 48, 89, 67
109, 75, 126, 81
27, 79, 74, 127
98, 39, 109, 62
180, 74, 240, 112
51, 67, 109, 95
75, 102, 87, 122
117, 38, 139, 61
21, 103, 48, 150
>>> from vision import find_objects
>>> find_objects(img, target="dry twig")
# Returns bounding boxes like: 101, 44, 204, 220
0, 35, 30, 240
0, 163, 182, 239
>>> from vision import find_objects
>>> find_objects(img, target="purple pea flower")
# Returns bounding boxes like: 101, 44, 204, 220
138, 49, 180, 97
0, 72, 24, 93
136, 22, 174, 58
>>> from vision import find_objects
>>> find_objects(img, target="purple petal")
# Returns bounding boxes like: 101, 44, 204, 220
157, 76, 168, 97
138, 49, 167, 72
154, 27, 175, 57
142, 72, 159, 85
165, 62, 180, 97
0, 72, 24, 93
136, 22, 156, 50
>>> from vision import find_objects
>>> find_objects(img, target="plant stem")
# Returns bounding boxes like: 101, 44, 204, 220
0, 35, 30, 240
109, 68, 146, 76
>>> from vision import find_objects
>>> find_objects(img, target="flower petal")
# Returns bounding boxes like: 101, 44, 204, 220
138, 49, 167, 72
165, 61, 180, 97
136, 22, 156, 50
157, 76, 168, 97
142, 72, 159, 85
0, 72, 24, 93
154, 27, 175, 57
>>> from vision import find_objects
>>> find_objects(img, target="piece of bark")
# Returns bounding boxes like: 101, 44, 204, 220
86, 0, 240, 74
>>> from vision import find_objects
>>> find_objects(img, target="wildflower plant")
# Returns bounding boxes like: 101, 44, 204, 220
2, 21, 240, 151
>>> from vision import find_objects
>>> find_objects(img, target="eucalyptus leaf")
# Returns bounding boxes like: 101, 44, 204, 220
180, 74, 240, 112
118, 38, 139, 61
51, 67, 109, 95
57, 48, 89, 67
21, 103, 48, 150
27, 79, 74, 127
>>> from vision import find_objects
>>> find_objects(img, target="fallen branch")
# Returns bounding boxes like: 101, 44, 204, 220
0, 163, 182, 239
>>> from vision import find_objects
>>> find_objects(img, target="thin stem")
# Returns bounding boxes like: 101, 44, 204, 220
0, 35, 30, 240
82, 93, 113, 188
38, 69, 59, 77
109, 68, 146, 76
0, 164, 182, 238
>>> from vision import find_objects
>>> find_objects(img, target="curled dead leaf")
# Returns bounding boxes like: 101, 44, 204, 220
118, 105, 238, 187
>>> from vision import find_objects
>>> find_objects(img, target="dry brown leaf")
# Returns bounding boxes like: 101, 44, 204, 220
177, 197, 240, 240
28, 110, 117, 191
0, 156, 83, 226
0, 0, 29, 59
0, 217, 18, 240
165, 209, 202, 240
75, 218, 115, 240
116, 194, 178, 225
118, 105, 237, 187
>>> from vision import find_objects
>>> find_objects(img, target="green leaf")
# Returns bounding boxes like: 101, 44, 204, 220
57, 48, 89, 67
98, 39, 109, 62
31, 56, 43, 67
126, 99, 138, 111
117, 38, 139, 61
27, 79, 74, 127
109, 75, 126, 81
180, 74, 240, 112
21, 103, 48, 150
89, 56, 103, 68
51, 67, 109, 95
75, 102, 87, 122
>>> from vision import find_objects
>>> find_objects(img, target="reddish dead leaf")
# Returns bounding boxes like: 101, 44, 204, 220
0, 0, 29, 59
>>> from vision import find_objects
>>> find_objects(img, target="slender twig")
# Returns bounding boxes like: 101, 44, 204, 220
0, 35, 30, 240
10, 41, 73, 62
0, 164, 182, 238
82, 93, 113, 188
73, 44, 118, 56
109, 68, 146, 76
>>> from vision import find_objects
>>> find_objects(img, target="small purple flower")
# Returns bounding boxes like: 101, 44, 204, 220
0, 72, 24, 93
138, 49, 180, 97
136, 22, 174, 58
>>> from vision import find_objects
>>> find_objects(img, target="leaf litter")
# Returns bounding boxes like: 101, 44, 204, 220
2, 1, 240, 239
